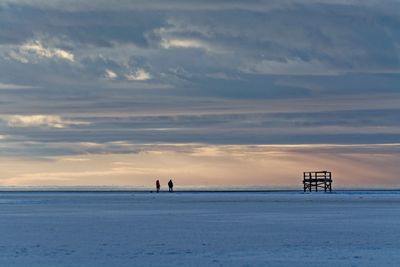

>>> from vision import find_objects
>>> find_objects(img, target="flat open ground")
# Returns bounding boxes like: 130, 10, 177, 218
1, 191, 400, 266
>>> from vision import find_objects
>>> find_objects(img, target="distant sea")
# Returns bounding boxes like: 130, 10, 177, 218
1, 186, 400, 193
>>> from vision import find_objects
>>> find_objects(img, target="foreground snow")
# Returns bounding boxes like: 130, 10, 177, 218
1, 191, 400, 266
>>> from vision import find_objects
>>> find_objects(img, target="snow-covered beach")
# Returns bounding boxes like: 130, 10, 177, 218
1, 191, 400, 267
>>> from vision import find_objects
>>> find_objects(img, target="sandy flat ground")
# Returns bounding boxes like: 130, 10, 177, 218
1, 191, 400, 267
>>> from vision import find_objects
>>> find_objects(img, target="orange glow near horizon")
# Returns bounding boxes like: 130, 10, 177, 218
0, 144, 399, 189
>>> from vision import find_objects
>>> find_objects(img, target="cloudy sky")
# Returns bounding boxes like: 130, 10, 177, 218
1, 0, 400, 188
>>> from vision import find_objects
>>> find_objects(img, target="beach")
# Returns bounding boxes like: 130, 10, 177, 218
1, 191, 400, 266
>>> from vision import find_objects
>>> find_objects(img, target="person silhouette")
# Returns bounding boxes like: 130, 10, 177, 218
168, 179, 173, 192
156, 180, 160, 193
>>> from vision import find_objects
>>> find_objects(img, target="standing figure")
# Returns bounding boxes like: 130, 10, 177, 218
168, 179, 174, 192
156, 180, 160, 193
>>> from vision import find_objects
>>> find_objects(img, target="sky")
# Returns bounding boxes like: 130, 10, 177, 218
0, 0, 400, 189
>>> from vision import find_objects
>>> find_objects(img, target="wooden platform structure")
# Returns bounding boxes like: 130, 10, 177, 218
303, 171, 332, 192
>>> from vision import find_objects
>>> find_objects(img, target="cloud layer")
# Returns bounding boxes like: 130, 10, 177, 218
0, 1, 400, 187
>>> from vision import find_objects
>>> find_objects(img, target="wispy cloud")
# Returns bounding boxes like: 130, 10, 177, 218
125, 69, 151, 81
5, 115, 89, 128
242, 58, 338, 76
0, 83, 37, 90
161, 38, 209, 50
104, 69, 118, 80
8, 40, 75, 63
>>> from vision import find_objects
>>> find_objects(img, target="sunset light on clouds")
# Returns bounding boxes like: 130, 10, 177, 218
1, 0, 400, 189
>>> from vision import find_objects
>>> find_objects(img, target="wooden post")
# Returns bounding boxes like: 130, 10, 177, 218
315, 172, 318, 192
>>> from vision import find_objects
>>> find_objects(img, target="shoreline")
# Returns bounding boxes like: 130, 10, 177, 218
1, 188, 400, 193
